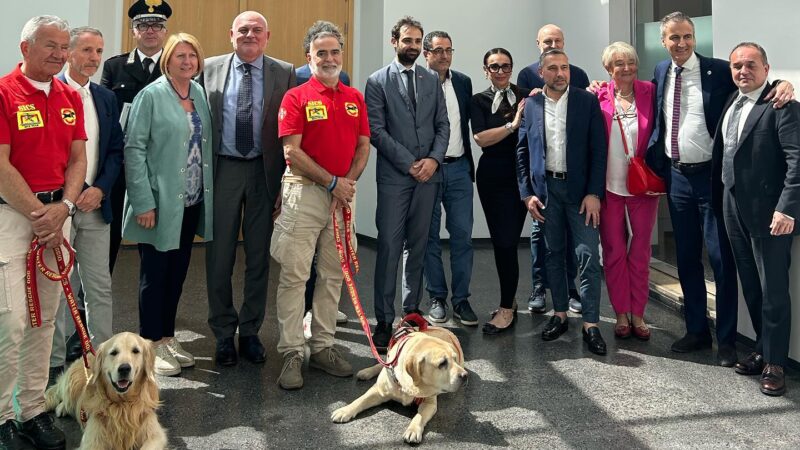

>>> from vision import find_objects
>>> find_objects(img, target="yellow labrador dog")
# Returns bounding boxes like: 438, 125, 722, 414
45, 332, 167, 450
331, 325, 467, 444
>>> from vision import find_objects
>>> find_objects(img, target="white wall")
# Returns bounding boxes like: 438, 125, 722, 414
712, 0, 800, 362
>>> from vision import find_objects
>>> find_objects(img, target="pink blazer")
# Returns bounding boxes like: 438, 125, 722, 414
597, 79, 656, 158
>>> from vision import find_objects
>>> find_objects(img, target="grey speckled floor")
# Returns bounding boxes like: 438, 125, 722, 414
56, 241, 800, 449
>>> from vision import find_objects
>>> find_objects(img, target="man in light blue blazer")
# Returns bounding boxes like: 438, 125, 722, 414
365, 16, 450, 350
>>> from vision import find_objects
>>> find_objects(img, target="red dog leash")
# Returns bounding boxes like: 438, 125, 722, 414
332, 207, 429, 368
26, 237, 95, 370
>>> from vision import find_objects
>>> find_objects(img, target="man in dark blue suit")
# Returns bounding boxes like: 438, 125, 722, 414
646, 12, 794, 366
517, 49, 608, 355
50, 26, 123, 380
421, 30, 478, 326
517, 24, 587, 315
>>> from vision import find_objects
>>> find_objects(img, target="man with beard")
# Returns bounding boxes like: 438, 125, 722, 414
365, 16, 450, 350
200, 11, 295, 366
271, 21, 370, 389
49, 26, 123, 385
516, 49, 608, 355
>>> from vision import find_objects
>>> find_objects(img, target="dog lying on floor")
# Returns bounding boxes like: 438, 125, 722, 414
45, 332, 167, 450
331, 324, 468, 444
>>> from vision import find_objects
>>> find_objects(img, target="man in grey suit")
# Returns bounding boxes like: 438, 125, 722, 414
200, 10, 295, 366
365, 16, 450, 350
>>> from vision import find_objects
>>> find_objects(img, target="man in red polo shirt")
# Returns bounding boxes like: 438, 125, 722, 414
271, 21, 370, 390
0, 15, 87, 450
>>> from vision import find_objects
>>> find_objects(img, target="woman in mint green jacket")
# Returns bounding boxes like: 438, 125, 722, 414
123, 33, 212, 376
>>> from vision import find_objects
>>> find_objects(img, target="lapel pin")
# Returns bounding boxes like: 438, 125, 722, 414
707, 70, 712, 75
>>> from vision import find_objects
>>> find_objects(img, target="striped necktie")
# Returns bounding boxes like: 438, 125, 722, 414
670, 66, 684, 160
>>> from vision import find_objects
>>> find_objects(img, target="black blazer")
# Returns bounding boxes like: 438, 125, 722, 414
646, 53, 736, 178
100, 51, 163, 112
517, 88, 607, 206
450, 70, 475, 181
58, 75, 124, 224
711, 89, 800, 237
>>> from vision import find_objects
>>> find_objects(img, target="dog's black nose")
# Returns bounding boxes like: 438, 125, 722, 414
118, 364, 131, 377
459, 371, 468, 380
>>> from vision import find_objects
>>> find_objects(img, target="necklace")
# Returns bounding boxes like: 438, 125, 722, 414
615, 89, 634, 99
169, 79, 191, 100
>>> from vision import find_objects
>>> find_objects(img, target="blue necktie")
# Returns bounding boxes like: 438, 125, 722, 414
235, 63, 254, 156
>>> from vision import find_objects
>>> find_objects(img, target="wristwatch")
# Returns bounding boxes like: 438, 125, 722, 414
504, 122, 514, 132
62, 198, 77, 216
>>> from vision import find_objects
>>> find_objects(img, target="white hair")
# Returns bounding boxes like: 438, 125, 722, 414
20, 15, 70, 43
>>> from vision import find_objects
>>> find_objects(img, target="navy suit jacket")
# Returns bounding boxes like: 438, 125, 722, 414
58, 75, 124, 223
517, 62, 590, 90
449, 70, 475, 181
516, 88, 607, 206
645, 53, 735, 178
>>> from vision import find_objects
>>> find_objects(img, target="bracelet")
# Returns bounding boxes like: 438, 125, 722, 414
327, 175, 338, 192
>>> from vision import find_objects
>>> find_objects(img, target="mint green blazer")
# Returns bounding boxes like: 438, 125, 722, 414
122, 76, 214, 251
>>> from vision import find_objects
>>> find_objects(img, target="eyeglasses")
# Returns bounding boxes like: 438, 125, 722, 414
486, 64, 513, 73
427, 48, 455, 56
135, 23, 165, 32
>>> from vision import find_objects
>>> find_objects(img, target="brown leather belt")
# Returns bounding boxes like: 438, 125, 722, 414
0, 188, 63, 205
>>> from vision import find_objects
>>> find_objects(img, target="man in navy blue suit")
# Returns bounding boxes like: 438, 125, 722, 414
50, 26, 123, 380
517, 49, 608, 355
421, 30, 478, 326
517, 24, 587, 315
646, 12, 794, 366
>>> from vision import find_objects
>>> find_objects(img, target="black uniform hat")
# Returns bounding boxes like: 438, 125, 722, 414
128, 0, 172, 23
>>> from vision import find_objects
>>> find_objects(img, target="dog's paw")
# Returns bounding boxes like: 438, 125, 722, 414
355, 369, 372, 380
331, 406, 356, 423
403, 424, 424, 444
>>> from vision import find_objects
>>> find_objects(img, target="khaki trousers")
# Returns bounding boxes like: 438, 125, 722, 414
0, 204, 70, 422
270, 177, 355, 355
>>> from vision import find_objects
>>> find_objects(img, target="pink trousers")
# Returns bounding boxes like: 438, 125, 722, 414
600, 191, 659, 317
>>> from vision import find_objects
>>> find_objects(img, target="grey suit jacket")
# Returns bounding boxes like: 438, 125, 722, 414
365, 63, 450, 185
199, 53, 296, 201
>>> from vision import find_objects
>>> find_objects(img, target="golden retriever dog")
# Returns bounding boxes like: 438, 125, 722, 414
45, 332, 167, 450
331, 326, 468, 444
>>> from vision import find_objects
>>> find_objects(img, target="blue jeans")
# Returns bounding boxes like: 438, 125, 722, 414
531, 219, 578, 293
424, 157, 474, 306
542, 178, 601, 323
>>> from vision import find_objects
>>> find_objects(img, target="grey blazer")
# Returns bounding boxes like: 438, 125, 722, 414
365, 63, 450, 185
199, 53, 296, 202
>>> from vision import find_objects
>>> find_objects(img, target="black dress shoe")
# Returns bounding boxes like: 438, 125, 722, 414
583, 327, 607, 355
239, 335, 266, 364
760, 364, 786, 396
717, 345, 738, 367
64, 331, 83, 362
670, 332, 712, 353
372, 321, 393, 352
734, 352, 764, 376
542, 316, 568, 341
17, 413, 65, 450
0, 420, 33, 450
215, 337, 238, 366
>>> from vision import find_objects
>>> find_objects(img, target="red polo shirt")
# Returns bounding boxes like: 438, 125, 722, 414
278, 75, 370, 177
0, 64, 86, 192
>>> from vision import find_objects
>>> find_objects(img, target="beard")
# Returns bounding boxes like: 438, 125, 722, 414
396, 48, 419, 66
311, 62, 342, 81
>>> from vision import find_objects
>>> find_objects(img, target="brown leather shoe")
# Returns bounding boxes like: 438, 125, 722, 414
760, 364, 786, 396
734, 352, 764, 376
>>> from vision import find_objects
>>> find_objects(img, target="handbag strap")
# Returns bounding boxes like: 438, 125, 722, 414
610, 85, 633, 159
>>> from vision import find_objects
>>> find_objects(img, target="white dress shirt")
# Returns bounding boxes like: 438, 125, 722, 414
721, 81, 767, 144
662, 52, 713, 163
441, 71, 464, 158
607, 101, 639, 196
65, 71, 100, 185
136, 48, 162, 73
544, 87, 569, 172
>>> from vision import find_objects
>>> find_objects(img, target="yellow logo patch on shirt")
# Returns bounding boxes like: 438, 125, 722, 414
345, 102, 359, 117
17, 110, 43, 130
305, 100, 328, 121
61, 108, 76, 125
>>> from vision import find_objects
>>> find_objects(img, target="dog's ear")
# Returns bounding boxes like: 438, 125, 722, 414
142, 338, 157, 386
89, 340, 106, 386
404, 354, 425, 384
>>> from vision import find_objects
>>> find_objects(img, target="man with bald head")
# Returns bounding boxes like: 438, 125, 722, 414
200, 10, 295, 367
518, 24, 589, 317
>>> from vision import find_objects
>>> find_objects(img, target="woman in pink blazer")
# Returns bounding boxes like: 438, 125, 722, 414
595, 42, 660, 340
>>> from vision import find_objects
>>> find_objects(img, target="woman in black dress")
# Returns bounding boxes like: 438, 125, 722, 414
470, 48, 530, 334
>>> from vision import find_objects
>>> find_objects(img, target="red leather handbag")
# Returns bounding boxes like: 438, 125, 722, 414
615, 112, 665, 196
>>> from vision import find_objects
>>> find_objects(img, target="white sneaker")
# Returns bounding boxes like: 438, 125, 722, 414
154, 343, 181, 376
336, 310, 348, 324
166, 338, 195, 368
303, 311, 312, 340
